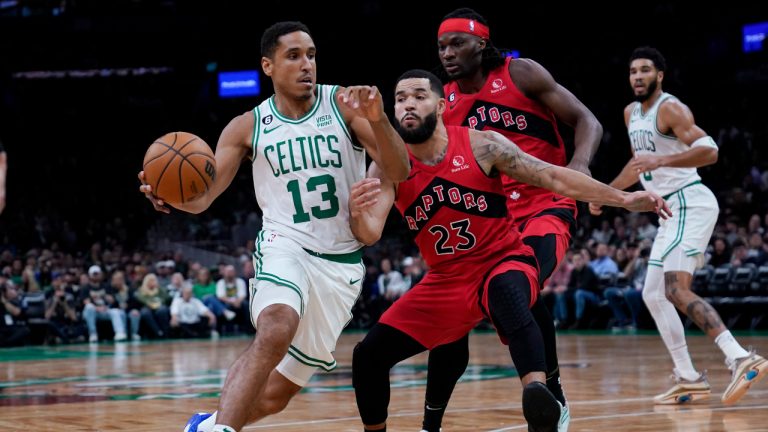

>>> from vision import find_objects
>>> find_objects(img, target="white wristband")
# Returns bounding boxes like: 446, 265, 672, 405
690, 136, 718, 150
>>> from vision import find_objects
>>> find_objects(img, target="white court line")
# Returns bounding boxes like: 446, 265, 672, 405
486, 403, 768, 431
245, 390, 768, 429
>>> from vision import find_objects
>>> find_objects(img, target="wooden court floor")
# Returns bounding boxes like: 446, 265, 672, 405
1, 332, 767, 431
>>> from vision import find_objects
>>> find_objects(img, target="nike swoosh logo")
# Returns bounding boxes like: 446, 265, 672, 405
406, 173, 417, 180
552, 196, 565, 202
349, 278, 361, 285
264, 124, 283, 134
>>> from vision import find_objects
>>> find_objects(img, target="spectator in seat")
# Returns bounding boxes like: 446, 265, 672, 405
170, 284, 217, 338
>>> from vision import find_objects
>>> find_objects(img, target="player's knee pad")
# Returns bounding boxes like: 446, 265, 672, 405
487, 271, 534, 335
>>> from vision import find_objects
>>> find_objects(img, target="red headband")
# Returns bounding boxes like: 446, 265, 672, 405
438, 18, 490, 39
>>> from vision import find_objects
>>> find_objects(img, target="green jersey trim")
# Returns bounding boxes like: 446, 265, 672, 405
302, 247, 363, 264
251, 106, 261, 161
662, 180, 702, 200
330, 85, 355, 145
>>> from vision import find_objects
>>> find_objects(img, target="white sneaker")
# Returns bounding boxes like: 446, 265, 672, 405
131, 334, 141, 341
88, 334, 98, 343
722, 348, 768, 405
223, 310, 236, 321
210, 330, 220, 340
653, 369, 711, 405
558, 401, 570, 432
114, 332, 128, 342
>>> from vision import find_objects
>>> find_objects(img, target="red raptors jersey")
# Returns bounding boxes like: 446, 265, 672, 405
443, 57, 577, 224
394, 126, 523, 271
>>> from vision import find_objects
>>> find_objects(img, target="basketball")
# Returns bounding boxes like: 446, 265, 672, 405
142, 131, 216, 207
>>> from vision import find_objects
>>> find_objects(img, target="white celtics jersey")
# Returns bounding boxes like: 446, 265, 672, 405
628, 92, 701, 197
251, 84, 366, 254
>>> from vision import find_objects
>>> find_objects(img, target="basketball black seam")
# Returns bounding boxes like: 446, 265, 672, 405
179, 154, 185, 203
184, 157, 212, 191
143, 140, 176, 167
180, 152, 214, 190
154, 133, 180, 192
152, 134, 203, 200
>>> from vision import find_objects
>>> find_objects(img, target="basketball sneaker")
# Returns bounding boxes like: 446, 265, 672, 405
557, 401, 570, 432
523, 382, 561, 432
653, 369, 711, 405
721, 349, 768, 405
183, 412, 212, 432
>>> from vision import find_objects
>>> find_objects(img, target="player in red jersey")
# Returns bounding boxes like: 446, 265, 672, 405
421, 8, 606, 430
350, 70, 669, 432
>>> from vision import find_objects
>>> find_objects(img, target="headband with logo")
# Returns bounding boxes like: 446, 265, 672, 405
438, 18, 490, 39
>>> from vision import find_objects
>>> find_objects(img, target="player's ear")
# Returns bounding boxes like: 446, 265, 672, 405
261, 57, 273, 77
657, 70, 664, 84
436, 96, 446, 116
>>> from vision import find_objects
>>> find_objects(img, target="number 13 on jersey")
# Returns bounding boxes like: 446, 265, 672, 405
287, 174, 339, 223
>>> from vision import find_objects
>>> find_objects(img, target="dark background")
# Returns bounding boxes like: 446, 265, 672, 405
0, 0, 766, 251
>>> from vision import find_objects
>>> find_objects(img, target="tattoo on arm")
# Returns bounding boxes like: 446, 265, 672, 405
473, 132, 553, 186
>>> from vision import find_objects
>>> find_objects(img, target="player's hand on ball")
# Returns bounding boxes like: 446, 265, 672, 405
138, 171, 170, 214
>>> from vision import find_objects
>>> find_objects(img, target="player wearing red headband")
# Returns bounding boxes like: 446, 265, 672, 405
419, 8, 605, 432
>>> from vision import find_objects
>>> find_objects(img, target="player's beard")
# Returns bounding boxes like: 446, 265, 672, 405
395, 111, 438, 144
634, 77, 658, 102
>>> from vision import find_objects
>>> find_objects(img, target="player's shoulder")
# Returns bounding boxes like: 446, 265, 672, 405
232, 110, 256, 130
508, 57, 554, 94
623, 102, 636, 118
656, 95, 694, 127
219, 111, 256, 149
507, 57, 536, 80
657, 95, 689, 114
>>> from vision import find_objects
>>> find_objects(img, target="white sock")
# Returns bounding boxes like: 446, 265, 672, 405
715, 330, 749, 364
670, 345, 699, 381
642, 266, 699, 380
212, 425, 237, 432
196, 411, 217, 432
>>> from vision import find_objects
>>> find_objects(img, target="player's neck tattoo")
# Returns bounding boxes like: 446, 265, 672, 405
424, 145, 447, 166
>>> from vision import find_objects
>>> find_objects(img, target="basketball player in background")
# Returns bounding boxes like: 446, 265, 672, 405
139, 21, 409, 432
590, 46, 767, 405
0, 139, 6, 214
420, 8, 604, 431
350, 70, 669, 432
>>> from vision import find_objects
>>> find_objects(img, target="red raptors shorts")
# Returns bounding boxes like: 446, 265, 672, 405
517, 212, 574, 288
379, 251, 538, 350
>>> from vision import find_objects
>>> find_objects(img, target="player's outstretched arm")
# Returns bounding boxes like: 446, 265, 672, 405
139, 112, 252, 214
588, 159, 639, 216
349, 162, 396, 246
337, 86, 410, 182
471, 129, 671, 218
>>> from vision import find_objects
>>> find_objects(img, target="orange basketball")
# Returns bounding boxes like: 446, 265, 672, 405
142, 131, 216, 206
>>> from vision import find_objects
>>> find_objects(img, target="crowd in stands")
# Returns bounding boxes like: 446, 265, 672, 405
0, 248, 255, 347
3, 199, 768, 347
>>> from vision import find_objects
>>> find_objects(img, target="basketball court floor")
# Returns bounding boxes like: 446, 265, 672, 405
1, 332, 766, 431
